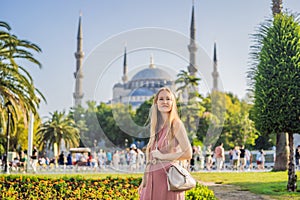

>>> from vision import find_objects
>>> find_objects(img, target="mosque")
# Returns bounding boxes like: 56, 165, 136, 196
73, 4, 220, 109
112, 54, 176, 108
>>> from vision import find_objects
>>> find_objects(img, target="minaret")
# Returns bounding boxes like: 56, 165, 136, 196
122, 46, 128, 83
73, 14, 84, 106
149, 55, 155, 69
187, 3, 198, 76
212, 42, 219, 91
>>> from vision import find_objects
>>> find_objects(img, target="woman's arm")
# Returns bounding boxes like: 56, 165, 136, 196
152, 120, 192, 161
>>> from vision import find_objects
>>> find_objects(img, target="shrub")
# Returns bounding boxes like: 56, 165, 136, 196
186, 183, 217, 200
0, 175, 216, 199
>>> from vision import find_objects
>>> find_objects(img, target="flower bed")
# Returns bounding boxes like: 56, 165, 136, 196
0, 175, 216, 199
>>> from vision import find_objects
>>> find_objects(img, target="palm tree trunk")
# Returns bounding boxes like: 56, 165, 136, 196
287, 133, 297, 192
273, 132, 289, 171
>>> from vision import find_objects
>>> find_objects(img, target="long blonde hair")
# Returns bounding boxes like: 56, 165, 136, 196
146, 87, 180, 162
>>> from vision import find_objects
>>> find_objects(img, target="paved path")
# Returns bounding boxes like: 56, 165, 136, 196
200, 181, 274, 200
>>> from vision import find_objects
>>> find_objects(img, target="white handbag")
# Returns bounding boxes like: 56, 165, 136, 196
155, 130, 196, 191
166, 162, 196, 191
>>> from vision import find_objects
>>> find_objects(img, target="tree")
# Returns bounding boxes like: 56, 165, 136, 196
175, 69, 201, 101
36, 111, 80, 156
270, 0, 290, 173
248, 13, 300, 191
199, 92, 257, 149
10, 115, 41, 152
176, 69, 204, 142
0, 21, 45, 149
134, 98, 152, 127
226, 98, 257, 148
69, 104, 89, 147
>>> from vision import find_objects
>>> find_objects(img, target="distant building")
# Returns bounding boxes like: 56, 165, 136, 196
112, 54, 175, 109
111, 4, 203, 108
73, 4, 220, 109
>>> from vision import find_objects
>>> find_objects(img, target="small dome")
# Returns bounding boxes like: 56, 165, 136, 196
113, 83, 123, 88
131, 68, 172, 81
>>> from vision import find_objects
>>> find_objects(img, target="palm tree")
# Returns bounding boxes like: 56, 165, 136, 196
36, 111, 80, 156
0, 21, 45, 138
175, 70, 202, 140
175, 70, 201, 101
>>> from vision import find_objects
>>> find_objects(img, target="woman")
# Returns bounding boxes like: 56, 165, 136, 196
139, 87, 192, 200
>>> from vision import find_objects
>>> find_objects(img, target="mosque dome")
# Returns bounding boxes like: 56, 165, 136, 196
131, 67, 172, 81
131, 56, 172, 81
112, 55, 176, 109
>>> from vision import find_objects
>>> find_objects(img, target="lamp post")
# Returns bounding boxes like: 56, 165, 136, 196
4, 102, 11, 174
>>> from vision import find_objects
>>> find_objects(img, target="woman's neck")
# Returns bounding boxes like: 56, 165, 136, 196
160, 112, 169, 122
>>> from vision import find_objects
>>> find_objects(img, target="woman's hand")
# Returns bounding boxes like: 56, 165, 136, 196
138, 183, 144, 196
151, 149, 163, 160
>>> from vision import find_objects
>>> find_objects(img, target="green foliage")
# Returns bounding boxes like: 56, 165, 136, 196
254, 134, 276, 150
176, 69, 205, 141
0, 175, 141, 199
199, 92, 258, 149
249, 13, 300, 135
201, 91, 226, 146
36, 111, 80, 153
0, 175, 217, 200
175, 70, 201, 99
185, 183, 217, 200
71, 101, 139, 148
192, 138, 203, 147
10, 115, 41, 152
193, 171, 300, 199
134, 99, 152, 127
96, 102, 137, 148
0, 21, 45, 151
79, 101, 105, 147
133, 99, 152, 145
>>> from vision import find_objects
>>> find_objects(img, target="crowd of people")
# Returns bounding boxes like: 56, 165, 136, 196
1, 143, 146, 173
188, 144, 300, 171
2, 143, 300, 173
190, 143, 273, 171
62, 143, 146, 172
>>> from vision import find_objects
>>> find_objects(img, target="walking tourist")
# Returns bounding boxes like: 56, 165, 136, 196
214, 143, 225, 171
245, 148, 252, 170
239, 145, 246, 170
232, 146, 240, 170
31, 146, 38, 173
205, 144, 213, 170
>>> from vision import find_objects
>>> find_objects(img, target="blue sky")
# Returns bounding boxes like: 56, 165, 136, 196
1, 0, 300, 117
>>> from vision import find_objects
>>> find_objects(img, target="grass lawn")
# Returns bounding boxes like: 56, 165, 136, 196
192, 171, 300, 200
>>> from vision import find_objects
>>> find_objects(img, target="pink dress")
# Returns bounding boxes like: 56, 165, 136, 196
139, 127, 185, 200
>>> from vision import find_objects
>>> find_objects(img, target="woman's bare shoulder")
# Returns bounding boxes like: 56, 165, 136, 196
172, 119, 184, 129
